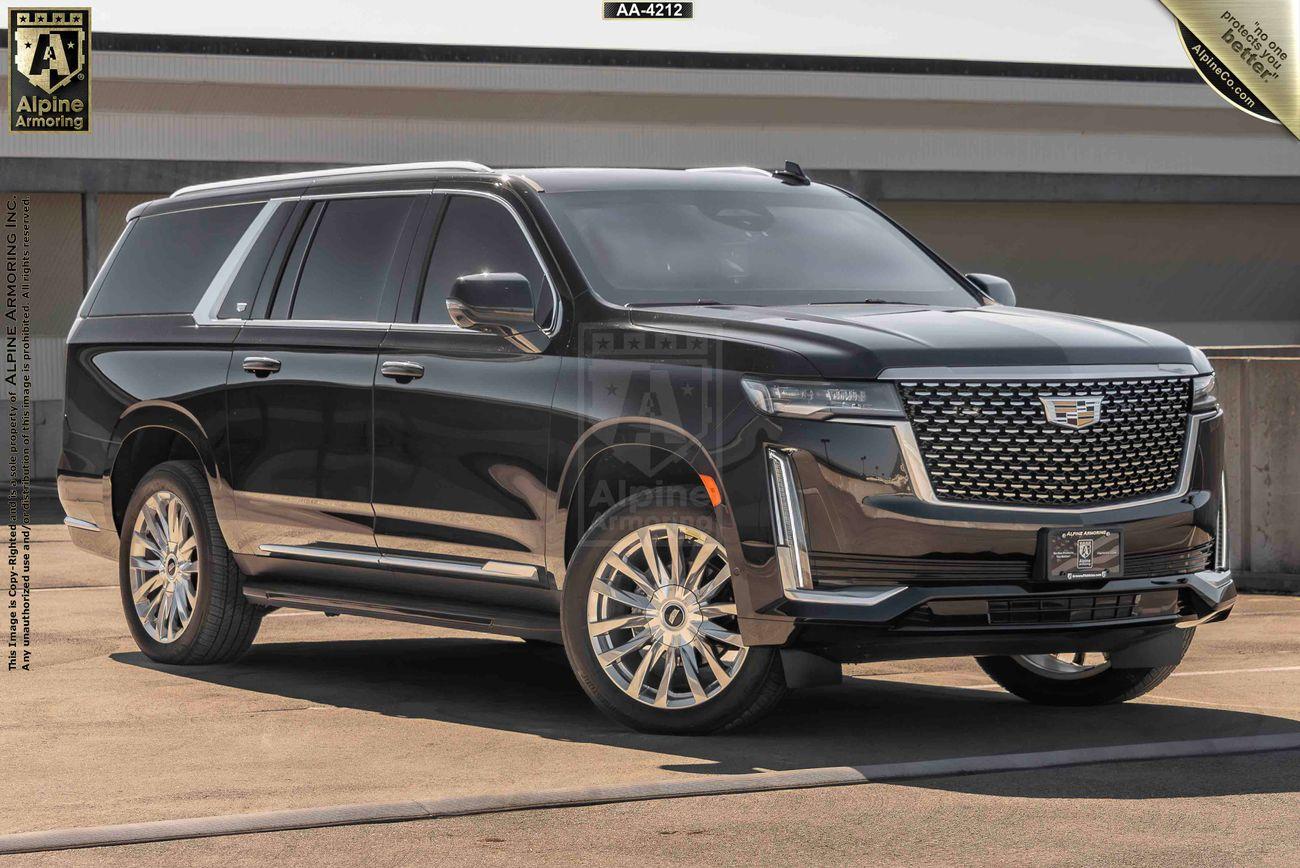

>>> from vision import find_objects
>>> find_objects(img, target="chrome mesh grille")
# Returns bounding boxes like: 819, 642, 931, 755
899, 378, 1192, 507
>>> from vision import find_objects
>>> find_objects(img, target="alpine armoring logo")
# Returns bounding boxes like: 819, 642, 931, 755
8, 7, 91, 133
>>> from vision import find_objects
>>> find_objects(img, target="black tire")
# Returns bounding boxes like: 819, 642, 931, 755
118, 460, 264, 665
561, 487, 786, 734
976, 628, 1194, 706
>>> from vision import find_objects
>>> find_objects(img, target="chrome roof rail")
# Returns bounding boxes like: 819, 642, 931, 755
170, 161, 494, 198
684, 166, 771, 176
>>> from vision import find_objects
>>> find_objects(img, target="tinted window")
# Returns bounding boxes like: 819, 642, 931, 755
89, 203, 261, 316
417, 195, 550, 325
216, 202, 294, 319
540, 186, 977, 307
289, 197, 416, 322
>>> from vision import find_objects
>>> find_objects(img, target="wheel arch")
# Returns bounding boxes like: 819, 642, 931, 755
556, 417, 731, 571
107, 403, 223, 534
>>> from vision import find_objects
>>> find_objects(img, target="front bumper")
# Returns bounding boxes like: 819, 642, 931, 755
729, 387, 1229, 657
743, 570, 1235, 663
773, 569, 1235, 625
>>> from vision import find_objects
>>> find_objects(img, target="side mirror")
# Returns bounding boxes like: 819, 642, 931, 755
446, 272, 548, 352
966, 273, 1016, 307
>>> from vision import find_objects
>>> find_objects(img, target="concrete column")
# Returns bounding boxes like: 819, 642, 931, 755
81, 191, 98, 293
1209, 355, 1300, 579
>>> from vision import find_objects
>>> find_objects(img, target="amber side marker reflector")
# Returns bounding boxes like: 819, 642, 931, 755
699, 474, 722, 507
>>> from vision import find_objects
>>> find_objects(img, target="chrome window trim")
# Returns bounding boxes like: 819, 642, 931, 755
298, 189, 432, 201
195, 187, 564, 341
834, 406, 1222, 515
237, 319, 393, 331
876, 363, 1201, 381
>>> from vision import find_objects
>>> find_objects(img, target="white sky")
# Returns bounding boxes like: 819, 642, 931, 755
81, 0, 1192, 68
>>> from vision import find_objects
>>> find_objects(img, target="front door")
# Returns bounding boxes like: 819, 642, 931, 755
372, 191, 562, 608
225, 191, 427, 583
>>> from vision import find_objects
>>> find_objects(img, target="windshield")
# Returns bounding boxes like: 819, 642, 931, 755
540, 185, 979, 307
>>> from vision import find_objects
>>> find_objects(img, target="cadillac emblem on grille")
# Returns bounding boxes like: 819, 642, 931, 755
1039, 395, 1104, 430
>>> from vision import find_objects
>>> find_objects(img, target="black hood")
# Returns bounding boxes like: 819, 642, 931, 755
628, 303, 1203, 379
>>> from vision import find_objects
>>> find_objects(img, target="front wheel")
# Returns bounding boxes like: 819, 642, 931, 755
976, 629, 1194, 706
561, 488, 786, 734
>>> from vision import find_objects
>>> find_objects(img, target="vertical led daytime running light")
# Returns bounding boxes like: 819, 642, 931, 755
767, 449, 812, 592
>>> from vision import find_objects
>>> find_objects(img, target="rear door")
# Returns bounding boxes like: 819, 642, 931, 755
225, 191, 428, 583
372, 190, 562, 609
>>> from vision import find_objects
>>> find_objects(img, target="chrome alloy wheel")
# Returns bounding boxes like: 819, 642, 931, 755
129, 491, 199, 643
587, 523, 747, 708
1012, 652, 1111, 680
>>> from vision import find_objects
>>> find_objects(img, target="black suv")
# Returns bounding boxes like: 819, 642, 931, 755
59, 162, 1235, 733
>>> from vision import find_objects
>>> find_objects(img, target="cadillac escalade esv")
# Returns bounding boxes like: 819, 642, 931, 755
58, 161, 1235, 733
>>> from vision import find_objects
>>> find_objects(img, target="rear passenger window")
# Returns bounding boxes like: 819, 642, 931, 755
417, 196, 550, 325
89, 203, 261, 316
288, 197, 416, 322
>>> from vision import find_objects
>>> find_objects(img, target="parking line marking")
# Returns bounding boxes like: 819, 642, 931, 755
3, 732, 1298, 856
1171, 665, 1300, 677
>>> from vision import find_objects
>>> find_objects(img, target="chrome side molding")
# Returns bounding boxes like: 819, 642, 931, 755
257, 544, 541, 584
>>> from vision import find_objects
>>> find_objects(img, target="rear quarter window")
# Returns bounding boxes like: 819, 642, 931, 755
88, 202, 261, 316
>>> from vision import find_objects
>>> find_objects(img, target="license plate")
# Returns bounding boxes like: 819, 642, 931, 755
1045, 528, 1123, 580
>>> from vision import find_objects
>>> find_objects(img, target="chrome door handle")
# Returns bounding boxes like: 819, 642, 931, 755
381, 360, 425, 382
242, 356, 281, 377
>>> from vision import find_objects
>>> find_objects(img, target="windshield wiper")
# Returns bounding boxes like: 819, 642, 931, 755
625, 299, 727, 308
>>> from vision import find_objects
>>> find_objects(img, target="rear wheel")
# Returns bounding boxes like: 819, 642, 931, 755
976, 629, 1194, 705
561, 488, 785, 734
119, 460, 264, 665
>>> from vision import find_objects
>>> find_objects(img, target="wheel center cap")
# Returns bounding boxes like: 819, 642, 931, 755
164, 556, 177, 579
652, 586, 702, 647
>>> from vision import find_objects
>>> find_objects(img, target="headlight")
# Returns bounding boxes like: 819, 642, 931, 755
1192, 373, 1217, 409
741, 378, 904, 420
